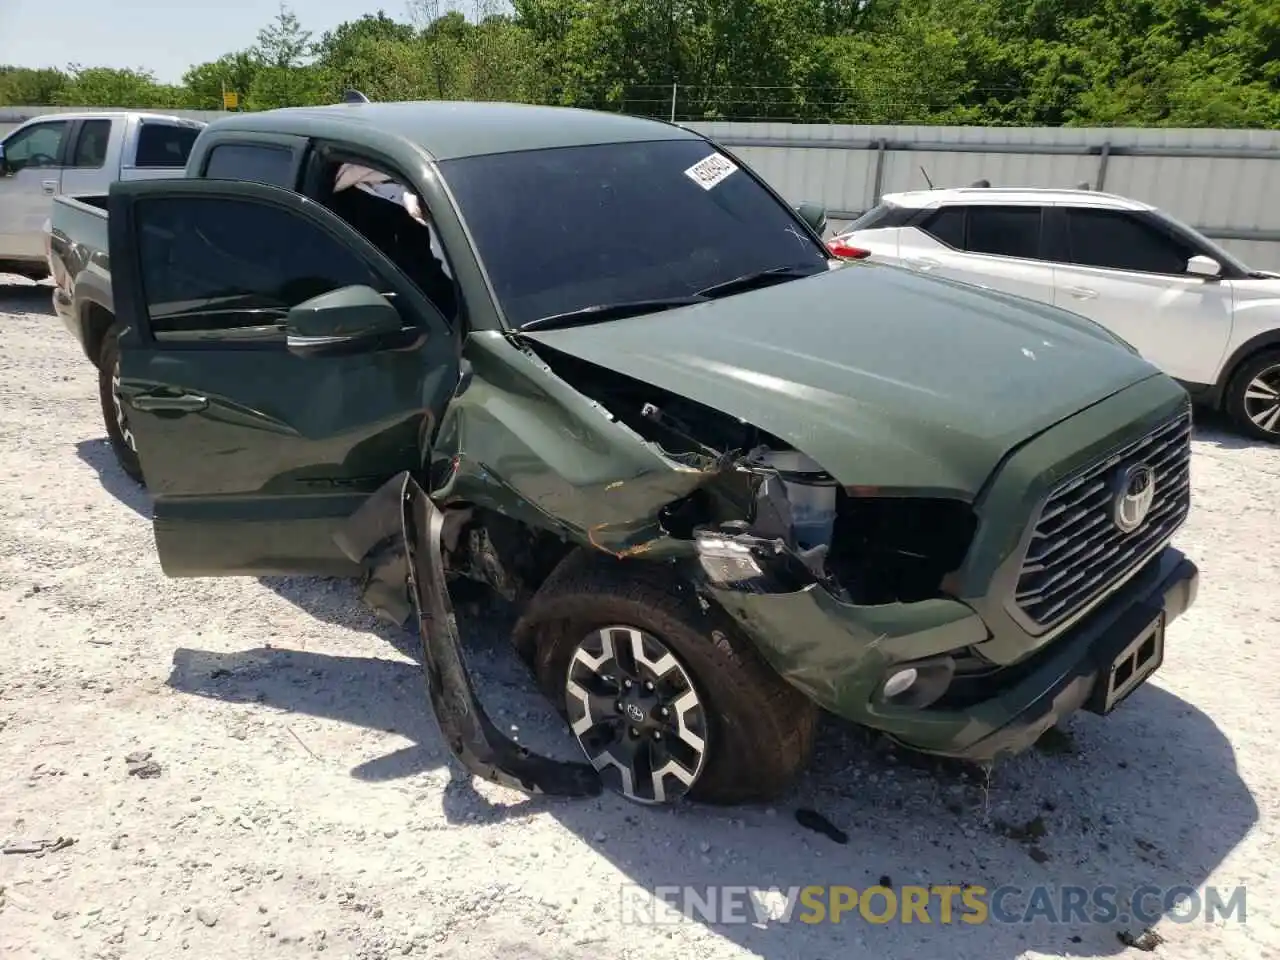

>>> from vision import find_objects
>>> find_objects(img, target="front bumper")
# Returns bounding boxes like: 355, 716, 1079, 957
710, 546, 1198, 764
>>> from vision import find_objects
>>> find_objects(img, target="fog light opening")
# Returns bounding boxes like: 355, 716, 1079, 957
883, 668, 919, 699
876, 656, 957, 709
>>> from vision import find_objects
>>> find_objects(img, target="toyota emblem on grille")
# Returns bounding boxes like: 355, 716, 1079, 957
1112, 464, 1157, 533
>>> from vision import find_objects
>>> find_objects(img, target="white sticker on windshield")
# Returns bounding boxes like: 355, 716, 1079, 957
684, 152, 738, 190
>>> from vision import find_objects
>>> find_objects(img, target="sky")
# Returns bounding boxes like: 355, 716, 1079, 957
0, 0, 417, 84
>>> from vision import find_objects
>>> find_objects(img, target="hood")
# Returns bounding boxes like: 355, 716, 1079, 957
524, 263, 1163, 500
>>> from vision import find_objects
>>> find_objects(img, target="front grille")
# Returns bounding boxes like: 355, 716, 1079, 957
1012, 408, 1192, 632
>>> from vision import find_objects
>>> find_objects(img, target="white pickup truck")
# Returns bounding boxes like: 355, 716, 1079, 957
0, 111, 206, 280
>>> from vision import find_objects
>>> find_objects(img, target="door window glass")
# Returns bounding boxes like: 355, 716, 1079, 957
134, 196, 389, 341
1065, 208, 1197, 275
965, 206, 1042, 258
135, 123, 201, 168
71, 119, 111, 168
2, 120, 69, 173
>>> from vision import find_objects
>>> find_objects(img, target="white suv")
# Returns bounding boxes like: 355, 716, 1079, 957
833, 187, 1280, 442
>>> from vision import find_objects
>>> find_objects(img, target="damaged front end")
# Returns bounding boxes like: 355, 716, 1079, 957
335, 470, 603, 798
332, 333, 988, 798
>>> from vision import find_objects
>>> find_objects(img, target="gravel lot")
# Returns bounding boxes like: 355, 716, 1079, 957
1, 276, 1277, 960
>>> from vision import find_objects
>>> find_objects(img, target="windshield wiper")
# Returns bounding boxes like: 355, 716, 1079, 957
695, 264, 824, 300
518, 296, 707, 332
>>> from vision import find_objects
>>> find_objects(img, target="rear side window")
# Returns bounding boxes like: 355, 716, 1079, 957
1065, 208, 1197, 275
134, 123, 200, 168
203, 143, 295, 187
135, 196, 385, 341
917, 204, 1042, 258
71, 119, 112, 168
966, 206, 1042, 258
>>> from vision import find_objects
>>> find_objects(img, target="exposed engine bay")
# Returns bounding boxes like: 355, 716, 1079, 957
525, 346, 977, 607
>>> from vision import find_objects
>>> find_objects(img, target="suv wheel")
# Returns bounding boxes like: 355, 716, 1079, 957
516, 551, 818, 805
1226, 349, 1280, 444
97, 323, 145, 485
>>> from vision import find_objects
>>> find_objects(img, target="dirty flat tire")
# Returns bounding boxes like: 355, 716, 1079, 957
1226, 349, 1280, 443
516, 550, 817, 806
97, 323, 145, 485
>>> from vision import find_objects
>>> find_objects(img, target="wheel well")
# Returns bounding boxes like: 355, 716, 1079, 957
82, 302, 116, 369
1212, 329, 1280, 408
443, 505, 576, 603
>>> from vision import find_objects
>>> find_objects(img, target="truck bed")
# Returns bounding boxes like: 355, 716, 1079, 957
49, 194, 113, 364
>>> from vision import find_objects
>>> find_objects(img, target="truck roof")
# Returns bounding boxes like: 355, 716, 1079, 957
201, 100, 701, 162
880, 186, 1154, 212
10, 110, 204, 127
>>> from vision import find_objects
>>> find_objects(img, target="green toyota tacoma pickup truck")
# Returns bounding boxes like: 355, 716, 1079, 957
47, 98, 1198, 807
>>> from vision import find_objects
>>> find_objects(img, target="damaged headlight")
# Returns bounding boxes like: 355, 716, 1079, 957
692, 526, 817, 595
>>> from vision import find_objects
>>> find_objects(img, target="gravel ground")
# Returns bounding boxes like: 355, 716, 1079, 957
1, 276, 1277, 960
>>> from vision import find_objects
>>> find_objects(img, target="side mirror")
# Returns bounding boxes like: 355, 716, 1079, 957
796, 201, 827, 236
0, 144, 8, 177
286, 284, 405, 358
1186, 255, 1222, 279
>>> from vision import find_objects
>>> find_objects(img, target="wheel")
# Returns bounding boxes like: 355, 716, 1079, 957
97, 323, 145, 485
1226, 349, 1280, 443
515, 550, 818, 806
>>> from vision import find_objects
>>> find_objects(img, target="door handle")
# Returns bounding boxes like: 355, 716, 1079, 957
1064, 285, 1098, 300
906, 257, 941, 272
131, 393, 208, 412
41, 180, 58, 196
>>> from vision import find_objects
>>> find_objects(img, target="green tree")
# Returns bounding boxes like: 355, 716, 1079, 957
245, 65, 331, 110
0, 66, 69, 106
181, 52, 262, 109
255, 2, 314, 69
3, 0, 1277, 127
314, 10, 418, 66
54, 66, 183, 108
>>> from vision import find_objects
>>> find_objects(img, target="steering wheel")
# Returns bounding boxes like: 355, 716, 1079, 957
25, 152, 57, 168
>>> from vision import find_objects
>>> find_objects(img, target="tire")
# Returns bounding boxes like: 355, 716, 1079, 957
514, 550, 818, 806
1225, 349, 1280, 444
97, 323, 145, 485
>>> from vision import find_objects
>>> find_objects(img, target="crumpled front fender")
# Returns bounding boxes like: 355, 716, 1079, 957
335, 470, 602, 798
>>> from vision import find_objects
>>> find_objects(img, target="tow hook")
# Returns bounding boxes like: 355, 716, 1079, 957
336, 472, 603, 798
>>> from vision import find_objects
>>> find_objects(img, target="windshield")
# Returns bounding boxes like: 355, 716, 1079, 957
438, 139, 829, 328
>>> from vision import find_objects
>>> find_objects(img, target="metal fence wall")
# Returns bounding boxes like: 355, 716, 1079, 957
686, 121, 1280, 270
5, 106, 1279, 269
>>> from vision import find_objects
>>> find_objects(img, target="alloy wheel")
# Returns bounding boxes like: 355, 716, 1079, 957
111, 357, 137, 453
1244, 364, 1280, 435
565, 625, 709, 804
